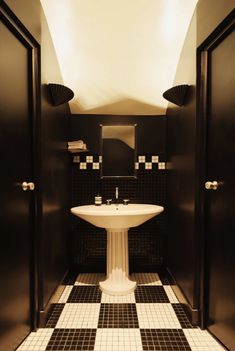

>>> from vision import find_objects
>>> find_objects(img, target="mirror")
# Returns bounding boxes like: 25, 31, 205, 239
101, 124, 137, 178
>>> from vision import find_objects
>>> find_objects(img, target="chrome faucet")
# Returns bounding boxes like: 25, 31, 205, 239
115, 187, 119, 204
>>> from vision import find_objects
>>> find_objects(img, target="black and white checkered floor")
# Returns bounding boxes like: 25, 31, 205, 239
17, 273, 225, 351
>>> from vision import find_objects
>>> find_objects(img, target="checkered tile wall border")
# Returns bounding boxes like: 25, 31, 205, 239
73, 155, 102, 170
73, 155, 166, 171
136, 155, 165, 170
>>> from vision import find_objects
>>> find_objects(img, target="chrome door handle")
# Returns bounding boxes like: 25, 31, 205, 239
205, 181, 219, 190
22, 181, 35, 191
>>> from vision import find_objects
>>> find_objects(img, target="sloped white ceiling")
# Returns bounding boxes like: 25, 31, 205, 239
41, 0, 197, 115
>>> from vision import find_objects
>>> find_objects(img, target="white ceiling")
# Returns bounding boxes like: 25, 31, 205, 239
41, 0, 197, 115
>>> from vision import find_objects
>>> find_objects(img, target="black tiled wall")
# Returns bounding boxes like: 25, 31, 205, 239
70, 115, 166, 272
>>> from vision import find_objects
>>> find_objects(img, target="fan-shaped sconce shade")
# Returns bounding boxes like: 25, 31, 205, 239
48, 83, 74, 106
163, 84, 189, 106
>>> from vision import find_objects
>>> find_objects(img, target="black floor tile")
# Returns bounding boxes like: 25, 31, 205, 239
135, 286, 170, 303
62, 269, 79, 285
172, 304, 196, 329
46, 304, 65, 328
140, 329, 191, 351
98, 303, 139, 328
46, 329, 96, 351
67, 286, 102, 303
158, 270, 175, 285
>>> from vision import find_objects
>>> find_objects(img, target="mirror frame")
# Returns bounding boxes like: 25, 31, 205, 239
100, 124, 137, 179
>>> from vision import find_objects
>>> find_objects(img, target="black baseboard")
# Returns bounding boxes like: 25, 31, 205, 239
166, 268, 199, 326
76, 263, 164, 274
38, 269, 71, 327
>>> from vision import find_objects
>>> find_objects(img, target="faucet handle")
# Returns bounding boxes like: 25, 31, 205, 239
106, 199, 112, 205
123, 199, 130, 205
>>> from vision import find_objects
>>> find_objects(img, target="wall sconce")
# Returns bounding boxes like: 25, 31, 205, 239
163, 84, 189, 106
48, 83, 74, 106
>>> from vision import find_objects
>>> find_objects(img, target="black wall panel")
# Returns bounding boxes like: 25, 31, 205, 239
4, 0, 71, 315
40, 10, 71, 311
166, 0, 235, 319
0, 6, 38, 349
197, 11, 235, 348
166, 12, 197, 308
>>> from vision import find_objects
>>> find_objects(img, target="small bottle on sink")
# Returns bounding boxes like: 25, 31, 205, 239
95, 194, 102, 206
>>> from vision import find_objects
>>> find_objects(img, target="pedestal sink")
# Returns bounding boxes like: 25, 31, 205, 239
71, 204, 164, 295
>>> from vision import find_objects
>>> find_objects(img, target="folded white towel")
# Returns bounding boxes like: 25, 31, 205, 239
68, 145, 87, 150
68, 140, 85, 149
67, 140, 87, 151
68, 144, 84, 148
68, 140, 83, 145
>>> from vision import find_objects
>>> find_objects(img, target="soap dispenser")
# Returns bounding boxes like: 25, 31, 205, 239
95, 194, 102, 206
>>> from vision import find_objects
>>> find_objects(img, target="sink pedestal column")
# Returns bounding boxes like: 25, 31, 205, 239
99, 228, 136, 295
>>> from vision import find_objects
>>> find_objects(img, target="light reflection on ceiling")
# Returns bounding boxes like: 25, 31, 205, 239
41, 0, 198, 115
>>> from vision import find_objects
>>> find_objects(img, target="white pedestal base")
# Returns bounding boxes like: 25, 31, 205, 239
99, 228, 136, 295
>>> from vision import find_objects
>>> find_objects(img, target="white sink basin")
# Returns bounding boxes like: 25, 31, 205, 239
71, 203, 164, 296
71, 203, 164, 229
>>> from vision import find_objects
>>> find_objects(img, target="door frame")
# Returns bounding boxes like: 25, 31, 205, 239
196, 10, 235, 329
0, 3, 41, 330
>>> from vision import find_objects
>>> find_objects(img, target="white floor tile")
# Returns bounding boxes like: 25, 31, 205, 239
16, 328, 53, 351
184, 329, 226, 350
130, 273, 162, 285
56, 303, 100, 328
136, 303, 181, 329
75, 273, 106, 285
101, 292, 135, 303
163, 285, 179, 303
94, 329, 142, 351
58, 285, 73, 303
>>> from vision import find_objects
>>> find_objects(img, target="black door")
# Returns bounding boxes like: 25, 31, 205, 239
0, 5, 39, 351
199, 12, 235, 351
